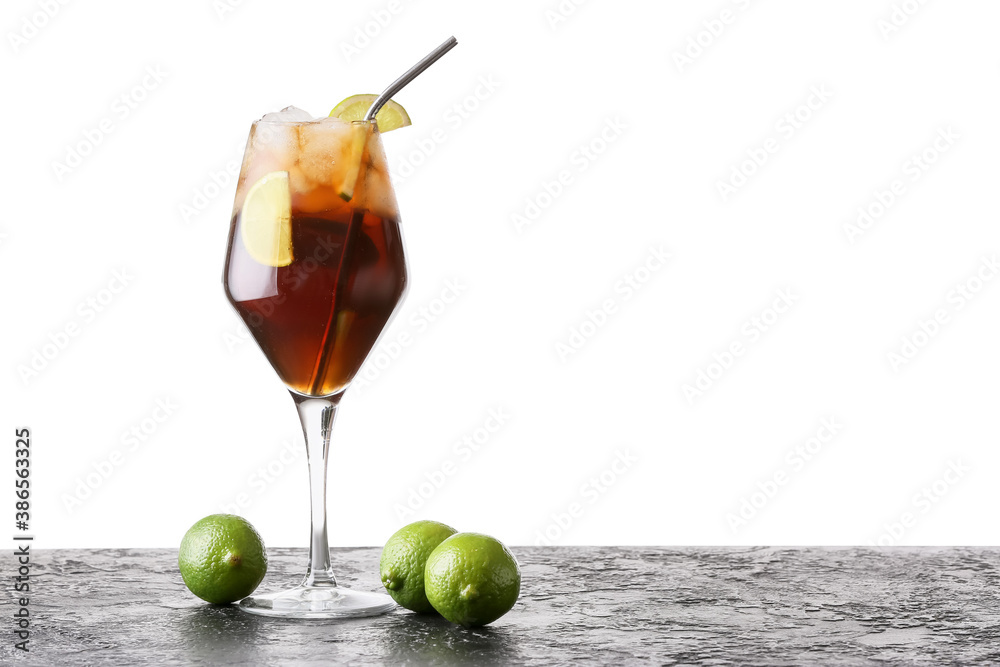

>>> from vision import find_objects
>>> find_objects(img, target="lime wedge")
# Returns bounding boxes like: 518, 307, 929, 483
329, 94, 411, 132
337, 124, 369, 201
240, 171, 293, 267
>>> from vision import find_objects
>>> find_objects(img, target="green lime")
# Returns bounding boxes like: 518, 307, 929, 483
178, 514, 268, 604
329, 94, 412, 132
380, 520, 457, 613
424, 532, 521, 627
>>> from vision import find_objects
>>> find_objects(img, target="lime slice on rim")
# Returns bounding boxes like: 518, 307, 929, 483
329, 94, 412, 132
240, 171, 293, 268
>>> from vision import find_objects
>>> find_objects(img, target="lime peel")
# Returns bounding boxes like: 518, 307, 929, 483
178, 514, 268, 605
379, 520, 457, 613
424, 532, 521, 628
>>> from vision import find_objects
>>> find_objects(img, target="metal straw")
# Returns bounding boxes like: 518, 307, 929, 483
364, 36, 458, 121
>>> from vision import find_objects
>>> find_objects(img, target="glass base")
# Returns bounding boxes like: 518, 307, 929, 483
239, 584, 396, 619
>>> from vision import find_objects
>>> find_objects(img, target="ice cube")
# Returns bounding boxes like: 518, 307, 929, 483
296, 121, 353, 186
259, 106, 314, 123
311, 113, 350, 125
250, 118, 297, 160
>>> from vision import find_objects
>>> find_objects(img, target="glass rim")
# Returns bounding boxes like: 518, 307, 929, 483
253, 116, 377, 127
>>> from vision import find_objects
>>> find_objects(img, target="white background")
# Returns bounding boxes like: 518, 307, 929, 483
3, 0, 999, 549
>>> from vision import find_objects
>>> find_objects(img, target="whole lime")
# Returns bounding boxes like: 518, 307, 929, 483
380, 520, 457, 612
424, 532, 521, 627
178, 514, 267, 604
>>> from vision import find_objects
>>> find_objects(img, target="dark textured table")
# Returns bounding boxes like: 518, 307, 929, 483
3, 547, 999, 665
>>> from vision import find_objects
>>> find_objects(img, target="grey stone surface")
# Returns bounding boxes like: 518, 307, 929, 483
2, 546, 999, 665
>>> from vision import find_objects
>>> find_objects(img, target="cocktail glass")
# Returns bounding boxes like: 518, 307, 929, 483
221, 38, 457, 618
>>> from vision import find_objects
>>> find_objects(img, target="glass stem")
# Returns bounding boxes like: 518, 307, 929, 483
292, 392, 342, 588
